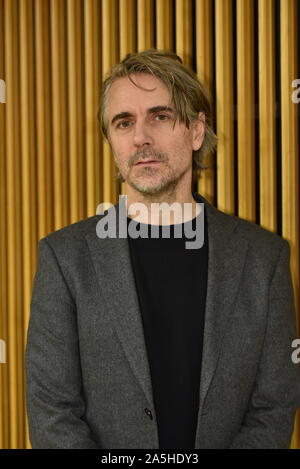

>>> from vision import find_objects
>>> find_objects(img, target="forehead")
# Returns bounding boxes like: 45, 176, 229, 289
106, 73, 172, 113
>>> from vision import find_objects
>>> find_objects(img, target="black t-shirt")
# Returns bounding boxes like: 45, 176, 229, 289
127, 205, 208, 449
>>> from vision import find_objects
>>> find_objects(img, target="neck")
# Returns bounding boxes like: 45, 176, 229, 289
125, 184, 201, 225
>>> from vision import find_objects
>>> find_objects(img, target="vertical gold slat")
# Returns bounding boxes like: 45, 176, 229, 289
156, 0, 173, 51
67, 0, 85, 223
195, 0, 214, 204
280, 0, 299, 449
237, 0, 255, 221
280, 0, 299, 326
35, 0, 53, 240
215, 0, 234, 214
102, 0, 119, 205
27, 0, 53, 448
137, 0, 154, 51
119, 0, 136, 196
0, 0, 9, 450
51, 0, 69, 229
120, 0, 136, 59
84, 0, 102, 216
19, 0, 36, 449
0, 0, 3, 448
196, 0, 213, 87
258, 0, 277, 232
5, 0, 23, 448
175, 0, 193, 67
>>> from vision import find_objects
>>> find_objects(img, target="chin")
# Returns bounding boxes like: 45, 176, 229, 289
128, 177, 178, 196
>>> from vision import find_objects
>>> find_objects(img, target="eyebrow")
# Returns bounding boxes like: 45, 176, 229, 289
110, 106, 175, 126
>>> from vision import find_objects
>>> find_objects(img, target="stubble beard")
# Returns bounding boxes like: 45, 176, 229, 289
127, 164, 179, 195
117, 148, 191, 197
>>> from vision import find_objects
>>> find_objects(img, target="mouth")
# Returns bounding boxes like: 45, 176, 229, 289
134, 160, 162, 166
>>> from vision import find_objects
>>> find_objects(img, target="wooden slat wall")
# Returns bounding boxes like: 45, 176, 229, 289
0, 0, 8, 451
237, 0, 255, 221
0, 0, 299, 449
4, 0, 23, 449
138, 0, 154, 50
19, 0, 36, 449
258, 0, 277, 233
215, 0, 235, 214
280, 0, 299, 448
35, 0, 53, 239
196, 0, 214, 205
84, 0, 101, 216
156, 0, 173, 50
176, 0, 193, 67
67, 0, 86, 223
102, 0, 118, 204
120, 0, 136, 195
51, 1, 69, 229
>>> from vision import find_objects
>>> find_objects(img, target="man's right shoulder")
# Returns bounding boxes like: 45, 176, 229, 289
38, 214, 104, 257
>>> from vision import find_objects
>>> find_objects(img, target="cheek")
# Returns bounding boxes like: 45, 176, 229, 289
169, 136, 193, 162
111, 141, 129, 162
182, 130, 194, 150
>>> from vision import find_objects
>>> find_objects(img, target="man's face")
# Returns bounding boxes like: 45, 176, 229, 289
106, 73, 204, 196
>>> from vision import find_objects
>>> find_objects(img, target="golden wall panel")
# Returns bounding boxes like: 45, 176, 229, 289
237, 0, 255, 221
0, 0, 299, 449
280, 0, 299, 446
196, 0, 214, 204
215, 0, 234, 214
84, 0, 102, 216
258, 0, 277, 233
156, 0, 173, 50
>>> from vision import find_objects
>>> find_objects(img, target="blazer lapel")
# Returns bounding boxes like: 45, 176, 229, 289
85, 205, 156, 413
194, 194, 249, 445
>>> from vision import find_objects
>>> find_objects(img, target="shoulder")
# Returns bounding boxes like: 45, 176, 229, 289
37, 214, 102, 257
234, 215, 290, 268
220, 208, 290, 269
198, 192, 290, 260
204, 204, 292, 284
233, 215, 287, 250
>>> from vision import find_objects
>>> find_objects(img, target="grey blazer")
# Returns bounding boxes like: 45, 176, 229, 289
25, 192, 300, 449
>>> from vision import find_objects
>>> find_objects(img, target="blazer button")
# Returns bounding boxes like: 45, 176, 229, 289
144, 408, 153, 420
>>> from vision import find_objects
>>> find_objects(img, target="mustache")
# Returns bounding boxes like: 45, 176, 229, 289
129, 149, 168, 166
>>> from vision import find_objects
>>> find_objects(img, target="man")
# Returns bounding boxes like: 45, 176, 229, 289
25, 49, 300, 449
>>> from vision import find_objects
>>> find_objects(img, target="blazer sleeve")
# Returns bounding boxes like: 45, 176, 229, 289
229, 240, 300, 449
25, 237, 100, 449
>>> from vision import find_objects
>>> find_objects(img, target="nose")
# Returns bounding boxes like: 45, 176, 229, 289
133, 120, 154, 147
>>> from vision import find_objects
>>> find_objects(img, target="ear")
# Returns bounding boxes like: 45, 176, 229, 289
192, 112, 205, 151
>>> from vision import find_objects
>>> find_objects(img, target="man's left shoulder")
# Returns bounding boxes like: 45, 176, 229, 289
196, 192, 289, 255
214, 211, 291, 278
227, 211, 289, 257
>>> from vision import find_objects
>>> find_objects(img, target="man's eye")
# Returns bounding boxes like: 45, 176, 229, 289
156, 114, 169, 121
116, 120, 132, 129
